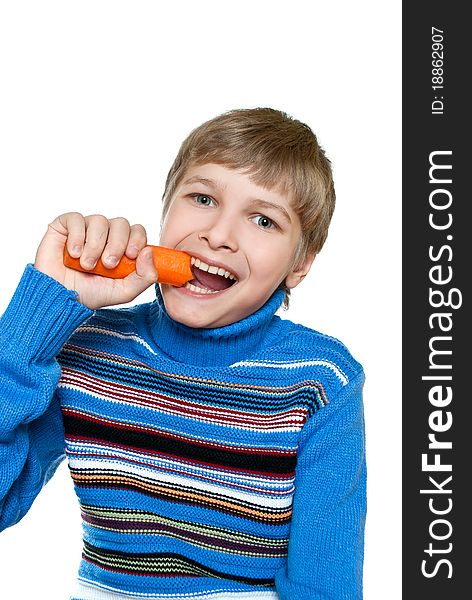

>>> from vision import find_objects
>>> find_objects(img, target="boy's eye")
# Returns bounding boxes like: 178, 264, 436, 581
251, 215, 275, 229
193, 194, 215, 206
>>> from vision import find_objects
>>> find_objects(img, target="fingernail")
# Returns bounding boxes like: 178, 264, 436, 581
106, 255, 118, 266
84, 258, 97, 268
71, 245, 82, 257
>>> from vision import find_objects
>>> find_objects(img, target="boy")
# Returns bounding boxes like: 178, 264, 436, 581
0, 108, 366, 599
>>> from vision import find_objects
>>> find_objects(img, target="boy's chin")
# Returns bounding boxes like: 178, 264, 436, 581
160, 285, 234, 329
160, 284, 255, 329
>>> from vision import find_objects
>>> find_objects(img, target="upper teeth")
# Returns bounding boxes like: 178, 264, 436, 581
191, 257, 236, 280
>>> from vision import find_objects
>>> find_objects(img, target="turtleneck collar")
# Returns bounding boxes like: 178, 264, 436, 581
147, 287, 285, 367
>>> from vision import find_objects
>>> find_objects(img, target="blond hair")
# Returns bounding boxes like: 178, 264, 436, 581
161, 108, 336, 306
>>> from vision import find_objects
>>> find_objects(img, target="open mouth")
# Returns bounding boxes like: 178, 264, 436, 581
185, 257, 238, 295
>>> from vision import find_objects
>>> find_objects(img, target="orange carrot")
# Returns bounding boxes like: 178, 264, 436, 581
63, 245, 193, 287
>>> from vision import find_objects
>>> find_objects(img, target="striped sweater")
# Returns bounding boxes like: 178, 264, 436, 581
0, 265, 366, 600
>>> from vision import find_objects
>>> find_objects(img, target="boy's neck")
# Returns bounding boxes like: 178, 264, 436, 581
147, 288, 285, 367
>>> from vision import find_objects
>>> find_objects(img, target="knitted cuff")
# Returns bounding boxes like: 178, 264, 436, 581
0, 264, 93, 363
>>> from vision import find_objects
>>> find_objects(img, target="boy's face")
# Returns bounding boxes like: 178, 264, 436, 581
159, 163, 314, 329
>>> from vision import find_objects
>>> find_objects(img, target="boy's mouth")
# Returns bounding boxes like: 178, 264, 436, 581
185, 256, 237, 295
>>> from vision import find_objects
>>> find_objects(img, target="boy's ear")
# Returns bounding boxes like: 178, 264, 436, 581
285, 252, 316, 289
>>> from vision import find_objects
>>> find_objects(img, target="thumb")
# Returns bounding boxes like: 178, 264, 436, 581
126, 246, 158, 292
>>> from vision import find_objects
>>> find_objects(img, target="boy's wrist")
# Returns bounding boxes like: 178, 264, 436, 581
1, 264, 93, 362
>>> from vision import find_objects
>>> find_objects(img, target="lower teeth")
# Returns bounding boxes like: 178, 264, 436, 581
184, 282, 219, 295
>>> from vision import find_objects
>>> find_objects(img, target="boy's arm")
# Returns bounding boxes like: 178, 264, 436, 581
276, 371, 366, 600
0, 265, 92, 530
1, 212, 157, 530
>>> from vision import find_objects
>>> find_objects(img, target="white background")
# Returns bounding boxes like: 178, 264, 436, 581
0, 1, 401, 598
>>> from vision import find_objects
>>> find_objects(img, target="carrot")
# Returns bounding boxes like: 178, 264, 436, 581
63, 245, 193, 287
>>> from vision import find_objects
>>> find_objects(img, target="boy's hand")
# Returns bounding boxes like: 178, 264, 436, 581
34, 212, 158, 309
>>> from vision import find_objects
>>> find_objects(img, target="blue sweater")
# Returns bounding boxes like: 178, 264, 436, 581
0, 265, 366, 600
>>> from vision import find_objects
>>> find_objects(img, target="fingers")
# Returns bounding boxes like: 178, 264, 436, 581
112, 246, 157, 302
51, 212, 86, 257
101, 217, 132, 268
125, 224, 148, 260
46, 211, 149, 279
76, 215, 147, 271
135, 246, 158, 282
75, 214, 108, 269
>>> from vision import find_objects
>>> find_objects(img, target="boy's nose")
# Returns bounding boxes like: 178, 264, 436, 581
198, 219, 238, 252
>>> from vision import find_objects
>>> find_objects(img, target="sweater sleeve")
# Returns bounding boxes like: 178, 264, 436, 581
0, 265, 93, 530
275, 370, 366, 600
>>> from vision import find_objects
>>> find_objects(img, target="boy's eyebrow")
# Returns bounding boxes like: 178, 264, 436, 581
182, 176, 224, 191
249, 199, 292, 223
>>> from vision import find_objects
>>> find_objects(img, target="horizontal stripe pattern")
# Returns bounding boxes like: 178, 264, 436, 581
57, 316, 330, 598
59, 344, 327, 416
62, 408, 297, 475
74, 578, 279, 599
76, 325, 159, 355
60, 367, 310, 432
83, 542, 274, 586
230, 359, 349, 385
67, 441, 294, 495
71, 459, 293, 511
80, 504, 288, 557
72, 472, 292, 525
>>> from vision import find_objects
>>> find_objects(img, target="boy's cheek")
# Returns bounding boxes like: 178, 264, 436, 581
160, 201, 205, 246
160, 208, 188, 246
